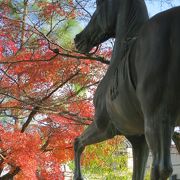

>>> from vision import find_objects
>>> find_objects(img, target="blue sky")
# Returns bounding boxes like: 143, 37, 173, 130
84, 0, 180, 20
146, 0, 180, 16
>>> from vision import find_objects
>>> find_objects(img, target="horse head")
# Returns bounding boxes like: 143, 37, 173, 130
74, 0, 119, 54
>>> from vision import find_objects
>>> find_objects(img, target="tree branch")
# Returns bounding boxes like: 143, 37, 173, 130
21, 107, 39, 133
20, 71, 80, 132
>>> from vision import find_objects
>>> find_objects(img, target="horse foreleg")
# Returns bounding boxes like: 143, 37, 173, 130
74, 121, 118, 180
126, 135, 149, 180
144, 112, 174, 180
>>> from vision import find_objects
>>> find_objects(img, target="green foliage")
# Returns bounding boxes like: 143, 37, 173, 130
57, 19, 82, 49
70, 137, 132, 179
145, 169, 151, 180
73, 83, 86, 97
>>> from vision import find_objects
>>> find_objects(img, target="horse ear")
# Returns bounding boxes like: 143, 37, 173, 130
96, 0, 104, 6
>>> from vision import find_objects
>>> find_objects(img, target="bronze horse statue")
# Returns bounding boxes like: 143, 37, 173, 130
74, 0, 180, 179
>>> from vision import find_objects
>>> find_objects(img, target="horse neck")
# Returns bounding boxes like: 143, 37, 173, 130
110, 0, 149, 65
128, 0, 148, 35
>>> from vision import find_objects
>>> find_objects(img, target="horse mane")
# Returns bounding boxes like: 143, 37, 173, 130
116, 0, 149, 40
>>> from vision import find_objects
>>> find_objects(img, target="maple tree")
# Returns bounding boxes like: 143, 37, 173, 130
76, 136, 131, 179
0, 0, 113, 179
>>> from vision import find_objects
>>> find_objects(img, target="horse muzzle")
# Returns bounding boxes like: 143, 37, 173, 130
74, 34, 91, 54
